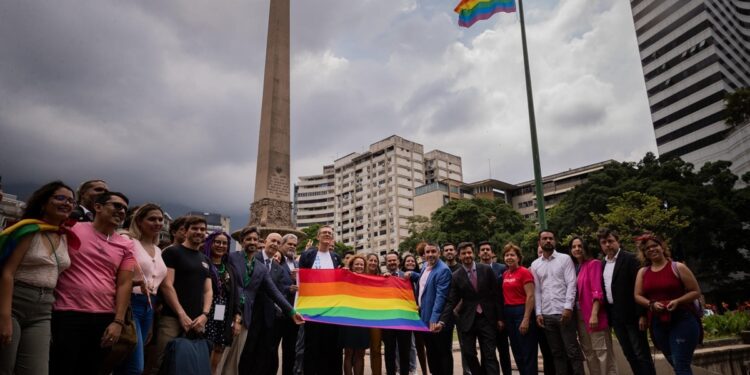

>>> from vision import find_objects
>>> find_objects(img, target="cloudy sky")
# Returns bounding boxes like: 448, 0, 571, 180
0, 0, 657, 227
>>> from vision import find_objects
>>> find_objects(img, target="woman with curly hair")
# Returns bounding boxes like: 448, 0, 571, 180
0, 181, 76, 375
634, 234, 701, 375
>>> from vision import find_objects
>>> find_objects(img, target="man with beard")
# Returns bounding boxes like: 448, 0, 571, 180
256, 233, 293, 375
51, 191, 135, 374
222, 227, 303, 375
478, 241, 512, 375
407, 243, 453, 375
530, 231, 584, 375
442, 243, 459, 272
298, 225, 342, 375
441, 242, 502, 375
153, 216, 213, 372
69, 179, 108, 222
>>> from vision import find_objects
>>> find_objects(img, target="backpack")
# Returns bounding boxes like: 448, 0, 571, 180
159, 335, 212, 375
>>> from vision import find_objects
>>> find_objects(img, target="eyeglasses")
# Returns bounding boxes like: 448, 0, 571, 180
106, 202, 128, 212
51, 195, 76, 205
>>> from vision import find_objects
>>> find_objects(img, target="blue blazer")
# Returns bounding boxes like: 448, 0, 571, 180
227, 251, 293, 328
298, 247, 341, 269
410, 259, 452, 325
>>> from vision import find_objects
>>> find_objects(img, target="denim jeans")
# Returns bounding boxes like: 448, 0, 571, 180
115, 294, 156, 375
651, 310, 700, 375
0, 283, 55, 375
503, 305, 538, 375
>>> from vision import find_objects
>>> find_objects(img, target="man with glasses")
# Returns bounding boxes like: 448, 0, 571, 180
70, 179, 108, 222
152, 216, 213, 373
51, 192, 136, 374
298, 225, 342, 375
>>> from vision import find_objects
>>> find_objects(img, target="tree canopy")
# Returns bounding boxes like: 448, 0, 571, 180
548, 153, 750, 294
725, 88, 750, 127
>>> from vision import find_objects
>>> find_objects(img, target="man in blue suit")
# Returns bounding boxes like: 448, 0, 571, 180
408, 242, 453, 375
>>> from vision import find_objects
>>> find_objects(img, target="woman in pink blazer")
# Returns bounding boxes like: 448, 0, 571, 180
571, 236, 617, 375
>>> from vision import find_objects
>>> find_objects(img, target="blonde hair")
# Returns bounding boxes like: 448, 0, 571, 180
128, 203, 164, 243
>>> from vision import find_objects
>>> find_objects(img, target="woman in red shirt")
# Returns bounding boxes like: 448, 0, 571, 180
634, 234, 701, 375
501, 243, 537, 375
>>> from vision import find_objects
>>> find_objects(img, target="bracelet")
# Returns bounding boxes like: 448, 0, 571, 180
648, 301, 655, 311
112, 319, 125, 327
202, 311, 210, 318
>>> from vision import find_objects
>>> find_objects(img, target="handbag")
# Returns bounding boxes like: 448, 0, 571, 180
99, 306, 138, 374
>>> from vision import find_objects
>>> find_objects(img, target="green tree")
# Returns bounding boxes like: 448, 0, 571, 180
725, 88, 750, 127
548, 153, 750, 293
399, 198, 536, 260
297, 224, 320, 253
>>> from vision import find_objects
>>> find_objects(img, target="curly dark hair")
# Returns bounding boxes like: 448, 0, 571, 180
22, 181, 74, 221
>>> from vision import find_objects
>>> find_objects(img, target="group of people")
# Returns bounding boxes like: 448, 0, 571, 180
0, 179, 704, 375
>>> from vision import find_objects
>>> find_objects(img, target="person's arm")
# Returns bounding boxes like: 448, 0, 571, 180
263, 270, 304, 324
561, 257, 577, 324
191, 277, 213, 332
668, 263, 701, 311
634, 267, 652, 309
430, 269, 452, 330
0, 235, 33, 347
521, 282, 535, 335
530, 264, 544, 327
101, 268, 134, 347
160, 269, 192, 331
588, 261, 604, 329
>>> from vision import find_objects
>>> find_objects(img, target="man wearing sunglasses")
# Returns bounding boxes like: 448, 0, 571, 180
51, 191, 136, 374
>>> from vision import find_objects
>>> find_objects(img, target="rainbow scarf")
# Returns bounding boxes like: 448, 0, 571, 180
454, 0, 516, 28
0, 219, 80, 265
296, 269, 428, 331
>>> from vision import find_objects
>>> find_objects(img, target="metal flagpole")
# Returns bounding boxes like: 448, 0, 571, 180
517, 0, 547, 229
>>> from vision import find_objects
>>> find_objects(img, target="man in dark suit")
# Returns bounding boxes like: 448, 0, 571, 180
255, 233, 293, 375
223, 226, 303, 375
441, 242, 502, 375
408, 242, 453, 375
478, 241, 512, 375
298, 225, 342, 375
69, 179, 108, 222
598, 228, 656, 375
279, 233, 300, 375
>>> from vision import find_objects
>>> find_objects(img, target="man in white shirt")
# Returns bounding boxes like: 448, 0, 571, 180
530, 230, 584, 375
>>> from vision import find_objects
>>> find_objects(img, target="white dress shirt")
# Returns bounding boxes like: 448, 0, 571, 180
530, 250, 577, 315
602, 248, 620, 304
418, 265, 433, 306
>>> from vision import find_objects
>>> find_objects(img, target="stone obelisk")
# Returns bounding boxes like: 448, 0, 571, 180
248, 0, 296, 235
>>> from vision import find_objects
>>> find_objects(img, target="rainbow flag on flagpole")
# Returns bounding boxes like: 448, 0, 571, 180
454, 0, 516, 28
296, 269, 428, 331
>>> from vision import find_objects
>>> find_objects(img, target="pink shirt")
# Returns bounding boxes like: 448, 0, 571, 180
54, 223, 136, 313
576, 259, 608, 332
131, 240, 167, 295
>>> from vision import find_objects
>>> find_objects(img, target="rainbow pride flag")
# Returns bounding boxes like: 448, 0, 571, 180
0, 219, 80, 266
455, 0, 516, 28
296, 269, 428, 331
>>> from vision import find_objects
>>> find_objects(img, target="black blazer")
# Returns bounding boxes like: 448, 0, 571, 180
255, 252, 293, 321
298, 247, 341, 269
601, 249, 645, 324
227, 251, 293, 328
281, 259, 299, 304
440, 263, 503, 333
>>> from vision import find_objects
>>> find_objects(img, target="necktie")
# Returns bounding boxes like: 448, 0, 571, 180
266, 258, 271, 268
470, 268, 483, 314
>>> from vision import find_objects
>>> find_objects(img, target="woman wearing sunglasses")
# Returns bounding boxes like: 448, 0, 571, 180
0, 181, 76, 375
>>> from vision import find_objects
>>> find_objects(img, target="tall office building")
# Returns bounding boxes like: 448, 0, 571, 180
295, 135, 462, 255
630, 0, 750, 176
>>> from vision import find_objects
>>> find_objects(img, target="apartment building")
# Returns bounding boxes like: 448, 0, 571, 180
630, 0, 750, 178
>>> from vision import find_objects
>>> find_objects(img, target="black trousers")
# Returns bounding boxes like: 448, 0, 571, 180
383, 329, 412, 375
50, 310, 114, 375
303, 321, 342, 375
239, 309, 276, 375
495, 327, 512, 375
272, 317, 299, 375
460, 314, 499, 375
420, 324, 454, 375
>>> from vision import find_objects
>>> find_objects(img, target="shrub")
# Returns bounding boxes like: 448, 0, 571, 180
703, 311, 750, 339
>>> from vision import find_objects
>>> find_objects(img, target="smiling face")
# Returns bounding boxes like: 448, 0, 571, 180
211, 234, 229, 258
44, 188, 75, 224
385, 253, 399, 272
503, 248, 520, 269
367, 255, 380, 274
184, 222, 207, 249
265, 233, 282, 258
94, 195, 128, 229
317, 226, 334, 248
404, 256, 417, 271
242, 231, 259, 252
351, 258, 365, 274
643, 239, 665, 262
459, 246, 474, 267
